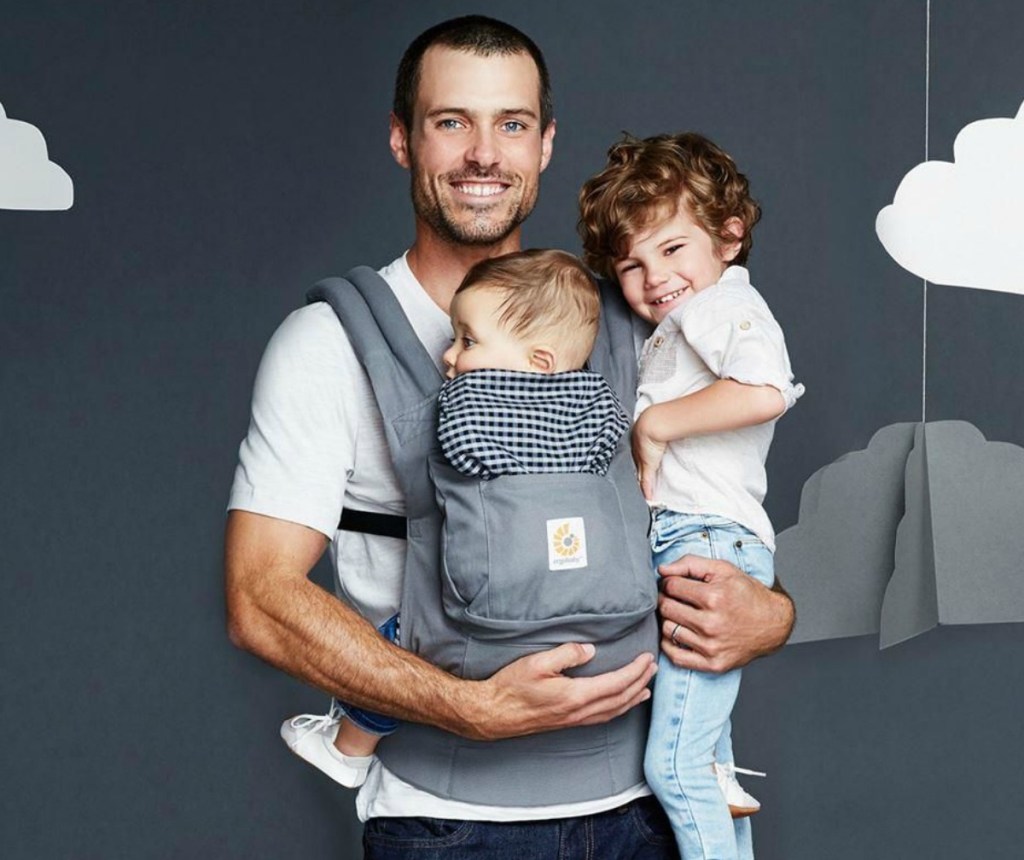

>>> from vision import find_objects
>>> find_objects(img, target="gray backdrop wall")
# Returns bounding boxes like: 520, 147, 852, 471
3, 1, 1023, 858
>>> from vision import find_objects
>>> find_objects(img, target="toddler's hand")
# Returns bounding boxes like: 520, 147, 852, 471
632, 410, 667, 500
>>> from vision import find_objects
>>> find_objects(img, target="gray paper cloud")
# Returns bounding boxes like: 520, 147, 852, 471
0, 102, 73, 210
776, 423, 917, 644
881, 421, 1024, 647
779, 421, 1024, 648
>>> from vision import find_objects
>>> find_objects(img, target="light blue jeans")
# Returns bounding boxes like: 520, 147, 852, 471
644, 511, 775, 860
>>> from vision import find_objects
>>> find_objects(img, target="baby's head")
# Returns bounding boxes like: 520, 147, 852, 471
578, 132, 760, 324
443, 249, 600, 379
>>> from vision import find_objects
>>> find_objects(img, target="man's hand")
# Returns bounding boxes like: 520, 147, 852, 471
656, 554, 794, 674
632, 409, 668, 500
463, 645, 657, 741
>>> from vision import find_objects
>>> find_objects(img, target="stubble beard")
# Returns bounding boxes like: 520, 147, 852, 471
410, 160, 538, 248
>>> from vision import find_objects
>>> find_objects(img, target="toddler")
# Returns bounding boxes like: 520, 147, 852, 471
281, 248, 640, 786
579, 132, 803, 860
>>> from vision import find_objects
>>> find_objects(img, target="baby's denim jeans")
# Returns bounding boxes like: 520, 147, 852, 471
332, 613, 400, 735
644, 511, 774, 860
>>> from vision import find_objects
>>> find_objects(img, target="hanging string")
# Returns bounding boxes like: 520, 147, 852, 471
922, 0, 931, 423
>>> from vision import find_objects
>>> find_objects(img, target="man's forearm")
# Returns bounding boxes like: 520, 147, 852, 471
766, 577, 796, 654
225, 510, 657, 740
225, 511, 486, 737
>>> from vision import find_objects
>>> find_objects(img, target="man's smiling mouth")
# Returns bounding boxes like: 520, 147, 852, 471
451, 182, 508, 197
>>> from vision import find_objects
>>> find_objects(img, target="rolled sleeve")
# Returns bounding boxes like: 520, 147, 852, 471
680, 291, 804, 412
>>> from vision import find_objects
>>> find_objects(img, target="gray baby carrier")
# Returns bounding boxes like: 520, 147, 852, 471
307, 267, 658, 806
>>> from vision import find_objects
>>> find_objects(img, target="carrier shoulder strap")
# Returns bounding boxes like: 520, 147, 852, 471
307, 266, 442, 404
306, 266, 444, 534
590, 276, 641, 416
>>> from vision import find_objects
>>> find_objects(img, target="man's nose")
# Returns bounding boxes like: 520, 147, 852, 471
465, 126, 499, 169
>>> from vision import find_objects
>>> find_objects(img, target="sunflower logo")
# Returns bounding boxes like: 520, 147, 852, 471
552, 522, 581, 557
547, 517, 588, 569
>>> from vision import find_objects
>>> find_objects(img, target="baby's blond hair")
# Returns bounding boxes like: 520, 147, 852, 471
457, 249, 600, 369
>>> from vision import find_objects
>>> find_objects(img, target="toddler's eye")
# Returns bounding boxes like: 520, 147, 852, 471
461, 337, 476, 349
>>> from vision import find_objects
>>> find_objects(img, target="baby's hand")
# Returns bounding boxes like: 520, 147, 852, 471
631, 409, 667, 500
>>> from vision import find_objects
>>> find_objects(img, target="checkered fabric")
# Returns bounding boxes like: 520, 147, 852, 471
437, 369, 630, 480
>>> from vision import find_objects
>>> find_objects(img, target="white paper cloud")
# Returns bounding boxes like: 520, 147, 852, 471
876, 99, 1024, 295
0, 102, 74, 210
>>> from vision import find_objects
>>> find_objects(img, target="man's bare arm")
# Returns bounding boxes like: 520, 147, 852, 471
225, 510, 656, 741
655, 554, 794, 674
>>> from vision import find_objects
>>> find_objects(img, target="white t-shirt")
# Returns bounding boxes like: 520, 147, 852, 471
228, 253, 647, 821
635, 266, 804, 551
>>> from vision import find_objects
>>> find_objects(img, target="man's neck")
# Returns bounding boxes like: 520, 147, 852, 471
406, 227, 523, 315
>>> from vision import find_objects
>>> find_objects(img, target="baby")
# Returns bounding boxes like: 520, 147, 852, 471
281, 248, 642, 787
579, 132, 803, 860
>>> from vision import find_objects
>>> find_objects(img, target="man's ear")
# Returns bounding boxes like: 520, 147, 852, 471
539, 119, 556, 173
528, 344, 557, 373
719, 216, 745, 263
390, 112, 411, 169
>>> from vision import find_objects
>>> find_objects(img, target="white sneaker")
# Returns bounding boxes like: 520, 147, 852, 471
280, 711, 375, 788
714, 762, 765, 818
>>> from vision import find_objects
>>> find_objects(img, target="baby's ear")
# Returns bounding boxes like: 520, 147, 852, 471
719, 217, 745, 262
528, 345, 557, 374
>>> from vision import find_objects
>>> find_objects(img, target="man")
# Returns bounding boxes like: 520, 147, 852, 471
225, 15, 793, 858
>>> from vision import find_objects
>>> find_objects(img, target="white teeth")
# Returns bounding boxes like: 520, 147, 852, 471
653, 288, 686, 305
453, 183, 505, 196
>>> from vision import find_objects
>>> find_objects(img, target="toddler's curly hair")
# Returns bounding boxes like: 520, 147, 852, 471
578, 132, 760, 278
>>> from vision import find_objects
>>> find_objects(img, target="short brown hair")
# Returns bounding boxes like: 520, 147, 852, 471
578, 132, 761, 278
394, 16, 553, 132
457, 249, 599, 369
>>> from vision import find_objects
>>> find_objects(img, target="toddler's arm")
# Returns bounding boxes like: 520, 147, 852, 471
632, 380, 785, 499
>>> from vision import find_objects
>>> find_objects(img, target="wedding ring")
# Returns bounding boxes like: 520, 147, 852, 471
670, 623, 681, 646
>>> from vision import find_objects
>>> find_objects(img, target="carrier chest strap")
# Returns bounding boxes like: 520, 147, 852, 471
338, 508, 408, 540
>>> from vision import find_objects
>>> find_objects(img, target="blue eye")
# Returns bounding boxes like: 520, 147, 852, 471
501, 120, 526, 133
438, 118, 463, 130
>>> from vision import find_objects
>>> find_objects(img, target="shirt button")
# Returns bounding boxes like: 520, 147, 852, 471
739, 321, 751, 331
653, 335, 665, 347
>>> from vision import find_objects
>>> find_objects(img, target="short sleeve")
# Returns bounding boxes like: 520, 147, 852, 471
678, 288, 804, 411
227, 303, 361, 537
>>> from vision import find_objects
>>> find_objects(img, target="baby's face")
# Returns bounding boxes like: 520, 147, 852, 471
443, 287, 536, 379
614, 202, 740, 325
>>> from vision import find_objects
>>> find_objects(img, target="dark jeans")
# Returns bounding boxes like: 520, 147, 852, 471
362, 796, 679, 859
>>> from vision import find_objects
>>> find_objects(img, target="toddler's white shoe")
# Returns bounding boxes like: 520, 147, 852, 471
714, 762, 764, 818
280, 712, 374, 788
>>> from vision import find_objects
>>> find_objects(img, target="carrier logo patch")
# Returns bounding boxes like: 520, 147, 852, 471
547, 518, 588, 570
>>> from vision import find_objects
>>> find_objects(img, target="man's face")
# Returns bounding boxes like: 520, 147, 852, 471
391, 46, 555, 247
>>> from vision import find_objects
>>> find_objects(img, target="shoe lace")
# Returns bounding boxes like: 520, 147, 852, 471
288, 709, 340, 736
